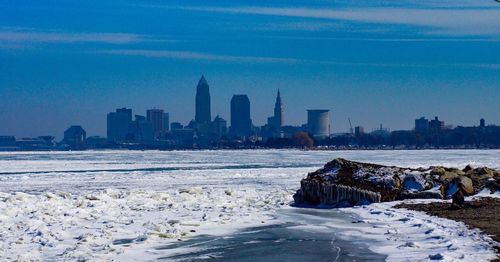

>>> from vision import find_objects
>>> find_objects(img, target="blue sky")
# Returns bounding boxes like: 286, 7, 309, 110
1, 0, 500, 138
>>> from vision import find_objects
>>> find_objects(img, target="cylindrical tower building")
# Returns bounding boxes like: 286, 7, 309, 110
307, 109, 330, 139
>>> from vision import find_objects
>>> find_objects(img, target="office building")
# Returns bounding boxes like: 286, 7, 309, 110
230, 95, 252, 137
129, 115, 154, 144
415, 117, 429, 133
307, 109, 330, 139
212, 115, 228, 138
195, 76, 211, 124
429, 117, 444, 131
107, 108, 132, 142
147, 109, 165, 139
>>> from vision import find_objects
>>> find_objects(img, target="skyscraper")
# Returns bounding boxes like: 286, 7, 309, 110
107, 108, 132, 142
307, 109, 330, 139
273, 89, 284, 129
147, 109, 165, 139
195, 76, 211, 124
230, 95, 252, 138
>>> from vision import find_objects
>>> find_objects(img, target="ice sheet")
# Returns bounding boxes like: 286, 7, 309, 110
0, 149, 498, 260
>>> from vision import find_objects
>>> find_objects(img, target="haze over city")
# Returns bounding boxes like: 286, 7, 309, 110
1, 0, 500, 138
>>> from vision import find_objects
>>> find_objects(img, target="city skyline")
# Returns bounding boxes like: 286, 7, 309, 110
1, 0, 500, 138
1, 74, 499, 139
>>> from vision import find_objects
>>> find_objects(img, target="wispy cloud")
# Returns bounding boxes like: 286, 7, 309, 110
169, 6, 500, 36
259, 35, 500, 42
99, 49, 299, 64
0, 28, 166, 45
98, 48, 500, 70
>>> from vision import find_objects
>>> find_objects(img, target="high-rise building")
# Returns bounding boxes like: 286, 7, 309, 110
195, 76, 211, 124
273, 89, 284, 128
63, 125, 86, 149
164, 113, 170, 132
480, 118, 486, 128
146, 109, 165, 139
307, 109, 330, 139
107, 108, 132, 142
230, 95, 252, 137
429, 117, 444, 131
415, 117, 429, 133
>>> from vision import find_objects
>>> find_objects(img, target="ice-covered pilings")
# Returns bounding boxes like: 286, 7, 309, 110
295, 180, 381, 207
323, 183, 381, 206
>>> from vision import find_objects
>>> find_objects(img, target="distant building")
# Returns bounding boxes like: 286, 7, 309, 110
171, 128, 195, 148
195, 76, 211, 124
86, 136, 107, 148
371, 124, 391, 137
164, 113, 170, 131
429, 117, 444, 131
480, 118, 485, 128
230, 95, 252, 138
15, 137, 49, 150
129, 115, 154, 144
147, 109, 165, 139
267, 90, 284, 130
63, 125, 86, 149
0, 136, 16, 147
355, 126, 365, 137
107, 108, 132, 142
307, 109, 330, 139
273, 90, 284, 128
281, 125, 307, 138
415, 117, 429, 133
212, 115, 227, 138
170, 122, 183, 130
38, 136, 55, 147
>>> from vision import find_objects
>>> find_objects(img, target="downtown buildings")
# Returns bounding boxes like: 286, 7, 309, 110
5, 76, 499, 151
102, 75, 331, 149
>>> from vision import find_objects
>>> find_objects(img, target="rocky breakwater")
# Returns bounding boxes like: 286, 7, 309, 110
293, 158, 499, 207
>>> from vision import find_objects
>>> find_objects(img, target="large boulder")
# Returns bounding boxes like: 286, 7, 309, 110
441, 176, 474, 198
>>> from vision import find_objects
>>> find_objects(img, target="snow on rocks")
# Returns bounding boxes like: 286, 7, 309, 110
294, 158, 500, 207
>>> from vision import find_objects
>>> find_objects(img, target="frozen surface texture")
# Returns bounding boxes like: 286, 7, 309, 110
0, 149, 498, 260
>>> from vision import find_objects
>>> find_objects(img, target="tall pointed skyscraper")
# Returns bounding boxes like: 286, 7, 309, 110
273, 89, 284, 128
195, 75, 211, 124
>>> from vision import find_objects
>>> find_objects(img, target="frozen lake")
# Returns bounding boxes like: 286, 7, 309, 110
0, 149, 498, 261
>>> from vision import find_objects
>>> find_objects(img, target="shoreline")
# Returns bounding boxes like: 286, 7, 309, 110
340, 197, 499, 261
395, 197, 500, 259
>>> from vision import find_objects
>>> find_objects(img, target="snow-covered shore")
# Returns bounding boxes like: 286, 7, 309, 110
342, 195, 499, 261
1, 189, 497, 261
0, 150, 498, 261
